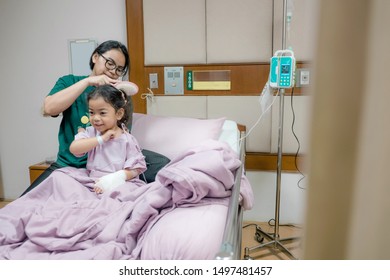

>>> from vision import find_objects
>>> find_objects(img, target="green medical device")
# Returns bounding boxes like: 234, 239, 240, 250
269, 50, 296, 89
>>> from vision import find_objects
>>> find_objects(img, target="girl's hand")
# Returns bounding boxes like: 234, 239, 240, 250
93, 186, 103, 194
101, 129, 116, 142
123, 168, 140, 180
94, 170, 126, 193
87, 74, 118, 87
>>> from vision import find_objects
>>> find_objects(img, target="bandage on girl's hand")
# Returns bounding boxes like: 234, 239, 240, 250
94, 170, 126, 193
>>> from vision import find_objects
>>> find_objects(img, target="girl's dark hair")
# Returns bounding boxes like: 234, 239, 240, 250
89, 40, 130, 76
88, 85, 133, 129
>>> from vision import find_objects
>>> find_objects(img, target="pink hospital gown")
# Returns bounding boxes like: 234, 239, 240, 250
75, 126, 147, 180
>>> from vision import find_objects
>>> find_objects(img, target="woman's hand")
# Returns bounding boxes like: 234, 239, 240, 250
87, 74, 119, 87
43, 75, 117, 116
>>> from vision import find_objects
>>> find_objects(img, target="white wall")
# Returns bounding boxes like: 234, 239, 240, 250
243, 171, 307, 224
0, 0, 127, 199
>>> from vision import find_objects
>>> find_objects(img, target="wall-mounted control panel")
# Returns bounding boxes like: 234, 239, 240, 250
164, 66, 184, 94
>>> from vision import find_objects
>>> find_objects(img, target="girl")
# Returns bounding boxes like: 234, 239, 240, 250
69, 84, 146, 194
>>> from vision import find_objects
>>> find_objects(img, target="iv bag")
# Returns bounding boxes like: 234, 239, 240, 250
260, 81, 273, 114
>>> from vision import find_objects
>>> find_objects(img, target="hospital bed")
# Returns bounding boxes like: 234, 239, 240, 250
131, 113, 254, 260
0, 114, 253, 260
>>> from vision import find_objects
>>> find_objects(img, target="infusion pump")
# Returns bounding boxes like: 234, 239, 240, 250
269, 49, 296, 89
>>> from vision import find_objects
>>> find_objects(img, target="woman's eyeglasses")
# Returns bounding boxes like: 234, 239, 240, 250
98, 53, 126, 76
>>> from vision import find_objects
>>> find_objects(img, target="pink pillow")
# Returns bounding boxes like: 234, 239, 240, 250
132, 113, 225, 160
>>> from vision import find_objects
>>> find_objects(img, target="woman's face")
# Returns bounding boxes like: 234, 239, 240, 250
92, 49, 126, 79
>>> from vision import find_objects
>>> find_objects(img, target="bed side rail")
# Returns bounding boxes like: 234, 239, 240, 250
215, 128, 246, 260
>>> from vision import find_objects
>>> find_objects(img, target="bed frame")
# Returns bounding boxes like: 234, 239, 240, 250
216, 125, 246, 260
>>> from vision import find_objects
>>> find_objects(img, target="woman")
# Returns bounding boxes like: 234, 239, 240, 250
21, 40, 168, 196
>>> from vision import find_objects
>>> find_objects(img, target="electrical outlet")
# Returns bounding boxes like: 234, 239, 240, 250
149, 73, 158, 89
300, 70, 310, 85
296, 68, 310, 87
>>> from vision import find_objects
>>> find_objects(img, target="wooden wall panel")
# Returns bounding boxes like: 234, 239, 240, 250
143, 64, 270, 96
246, 152, 305, 172
126, 0, 147, 113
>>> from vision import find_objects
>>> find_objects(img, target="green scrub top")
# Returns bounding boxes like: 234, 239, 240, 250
48, 74, 95, 168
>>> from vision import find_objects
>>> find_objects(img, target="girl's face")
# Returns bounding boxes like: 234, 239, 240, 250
88, 97, 124, 134
91, 49, 126, 79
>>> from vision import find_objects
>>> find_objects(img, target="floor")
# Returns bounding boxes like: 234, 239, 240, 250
241, 221, 303, 260
0, 200, 11, 208
0, 200, 303, 260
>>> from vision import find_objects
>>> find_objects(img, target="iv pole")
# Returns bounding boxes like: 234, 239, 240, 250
244, 0, 300, 260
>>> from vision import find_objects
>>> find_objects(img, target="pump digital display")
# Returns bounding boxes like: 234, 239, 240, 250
281, 64, 290, 74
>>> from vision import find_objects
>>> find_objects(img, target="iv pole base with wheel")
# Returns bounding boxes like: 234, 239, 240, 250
243, 88, 301, 260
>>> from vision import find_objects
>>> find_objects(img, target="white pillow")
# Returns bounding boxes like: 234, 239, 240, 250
218, 120, 240, 154
132, 113, 225, 160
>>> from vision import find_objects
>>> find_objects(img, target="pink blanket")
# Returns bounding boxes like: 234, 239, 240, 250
0, 140, 253, 259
